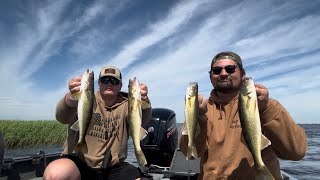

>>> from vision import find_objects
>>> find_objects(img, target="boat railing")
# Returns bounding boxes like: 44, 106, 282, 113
0, 150, 61, 178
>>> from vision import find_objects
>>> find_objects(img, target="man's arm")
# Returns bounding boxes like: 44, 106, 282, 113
140, 83, 152, 126
56, 75, 82, 124
255, 84, 307, 160
260, 99, 307, 160
55, 93, 78, 125
141, 105, 152, 126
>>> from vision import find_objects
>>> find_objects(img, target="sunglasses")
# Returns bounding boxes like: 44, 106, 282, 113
210, 65, 238, 75
100, 77, 121, 85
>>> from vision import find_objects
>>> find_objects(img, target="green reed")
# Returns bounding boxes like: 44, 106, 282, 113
0, 120, 67, 149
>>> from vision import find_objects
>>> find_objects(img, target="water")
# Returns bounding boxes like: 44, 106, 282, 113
279, 124, 320, 180
3, 124, 319, 179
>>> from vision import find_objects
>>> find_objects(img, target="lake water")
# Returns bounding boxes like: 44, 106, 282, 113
279, 124, 320, 180
3, 124, 319, 179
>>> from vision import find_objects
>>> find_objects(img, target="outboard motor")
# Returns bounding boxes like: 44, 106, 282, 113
141, 108, 178, 167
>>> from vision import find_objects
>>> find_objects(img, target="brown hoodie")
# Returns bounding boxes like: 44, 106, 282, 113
179, 90, 307, 180
56, 91, 151, 169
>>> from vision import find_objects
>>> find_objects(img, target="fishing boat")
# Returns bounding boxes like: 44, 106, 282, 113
0, 108, 297, 180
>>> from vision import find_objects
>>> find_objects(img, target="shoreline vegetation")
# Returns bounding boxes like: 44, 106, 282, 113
0, 120, 67, 149
0, 120, 313, 149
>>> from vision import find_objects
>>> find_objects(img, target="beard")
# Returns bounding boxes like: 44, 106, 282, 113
214, 80, 240, 93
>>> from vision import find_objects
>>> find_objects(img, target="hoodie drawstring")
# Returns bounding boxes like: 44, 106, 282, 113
217, 100, 223, 120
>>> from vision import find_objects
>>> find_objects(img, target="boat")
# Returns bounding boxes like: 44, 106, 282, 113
0, 108, 297, 180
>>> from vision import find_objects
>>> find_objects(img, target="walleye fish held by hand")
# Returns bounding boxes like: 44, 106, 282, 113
239, 77, 274, 180
70, 69, 94, 150
128, 77, 151, 167
184, 82, 198, 160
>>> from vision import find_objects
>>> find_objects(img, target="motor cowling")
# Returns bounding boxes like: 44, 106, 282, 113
141, 108, 178, 167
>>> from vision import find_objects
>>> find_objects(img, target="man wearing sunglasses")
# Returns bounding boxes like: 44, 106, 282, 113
44, 66, 151, 180
179, 51, 307, 180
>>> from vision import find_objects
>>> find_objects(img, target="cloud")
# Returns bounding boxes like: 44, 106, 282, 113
100, 0, 205, 70
0, 0, 319, 124
123, 0, 320, 123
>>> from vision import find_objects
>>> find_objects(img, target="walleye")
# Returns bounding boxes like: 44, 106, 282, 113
184, 82, 198, 160
70, 69, 94, 150
128, 77, 150, 166
239, 77, 274, 180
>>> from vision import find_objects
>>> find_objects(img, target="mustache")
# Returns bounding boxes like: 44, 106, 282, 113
217, 78, 231, 82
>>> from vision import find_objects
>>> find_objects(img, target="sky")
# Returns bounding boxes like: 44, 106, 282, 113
0, 0, 319, 124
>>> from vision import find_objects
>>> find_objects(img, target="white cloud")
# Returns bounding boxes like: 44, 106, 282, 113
103, 0, 205, 70
0, 0, 319, 124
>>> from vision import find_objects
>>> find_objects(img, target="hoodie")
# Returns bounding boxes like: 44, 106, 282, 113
179, 90, 307, 180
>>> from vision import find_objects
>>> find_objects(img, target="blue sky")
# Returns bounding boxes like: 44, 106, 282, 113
0, 0, 319, 124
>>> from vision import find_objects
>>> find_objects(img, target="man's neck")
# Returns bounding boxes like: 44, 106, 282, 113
102, 94, 119, 107
215, 90, 239, 103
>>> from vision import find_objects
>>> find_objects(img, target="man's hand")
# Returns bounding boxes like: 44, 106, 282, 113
140, 83, 149, 102
198, 94, 208, 123
65, 76, 82, 108
255, 84, 270, 113
68, 76, 82, 94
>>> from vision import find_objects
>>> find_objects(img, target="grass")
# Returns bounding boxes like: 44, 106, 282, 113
0, 120, 67, 149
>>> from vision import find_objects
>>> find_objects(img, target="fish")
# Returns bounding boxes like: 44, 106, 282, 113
238, 77, 274, 180
184, 82, 198, 160
69, 69, 95, 150
128, 77, 150, 166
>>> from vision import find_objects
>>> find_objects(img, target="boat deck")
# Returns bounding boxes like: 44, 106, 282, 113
0, 149, 296, 180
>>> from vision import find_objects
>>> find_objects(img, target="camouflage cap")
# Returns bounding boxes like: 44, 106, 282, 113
211, 51, 242, 67
99, 66, 122, 80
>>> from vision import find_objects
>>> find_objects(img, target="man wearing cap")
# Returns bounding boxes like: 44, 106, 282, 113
179, 51, 307, 179
44, 66, 151, 179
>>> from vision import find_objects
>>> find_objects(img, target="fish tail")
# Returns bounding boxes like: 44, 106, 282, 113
135, 150, 147, 166
73, 142, 86, 152
255, 166, 274, 180
186, 146, 197, 160
255, 174, 274, 180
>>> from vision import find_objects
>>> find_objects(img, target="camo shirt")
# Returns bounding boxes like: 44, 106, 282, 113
56, 91, 151, 169
179, 90, 307, 180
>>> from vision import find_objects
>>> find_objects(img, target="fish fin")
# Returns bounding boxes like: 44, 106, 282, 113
70, 92, 82, 101
70, 120, 80, 131
181, 124, 188, 135
260, 134, 271, 150
141, 100, 151, 109
186, 146, 198, 160
246, 97, 251, 109
140, 127, 148, 140
135, 150, 147, 166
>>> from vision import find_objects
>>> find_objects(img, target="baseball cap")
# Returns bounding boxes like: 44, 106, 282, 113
99, 66, 122, 80
211, 51, 242, 68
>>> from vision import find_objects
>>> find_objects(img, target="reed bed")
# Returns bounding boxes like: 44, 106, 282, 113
0, 120, 67, 149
